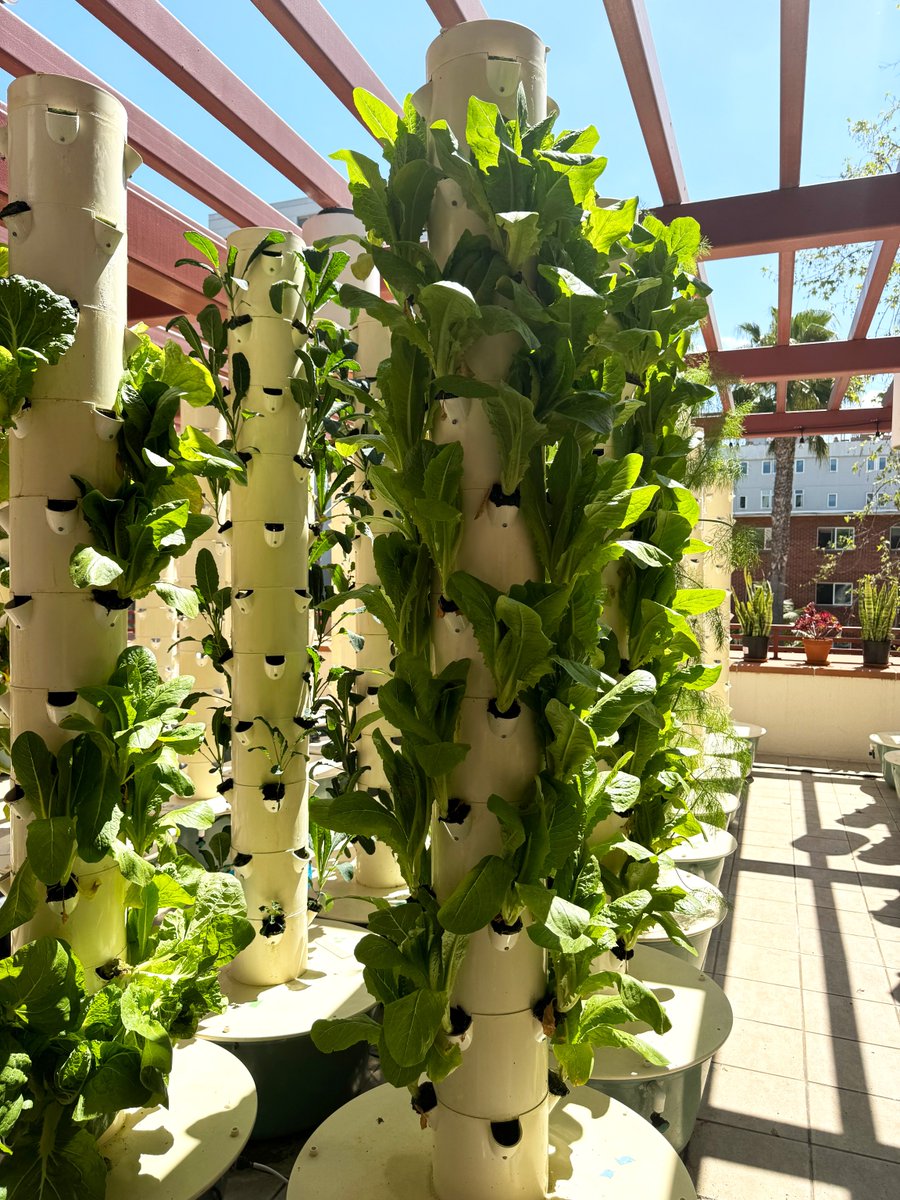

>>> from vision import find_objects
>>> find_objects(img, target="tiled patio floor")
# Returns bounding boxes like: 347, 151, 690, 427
685, 757, 900, 1200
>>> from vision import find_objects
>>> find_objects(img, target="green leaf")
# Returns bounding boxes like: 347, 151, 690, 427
69, 544, 123, 590
311, 1013, 383, 1054
161, 342, 215, 408
382, 988, 445, 1067
25, 817, 75, 886
545, 699, 595, 780
154, 582, 200, 617
0, 275, 78, 428
527, 896, 594, 954
0, 938, 82, 1034
553, 1042, 595, 1086
673, 587, 726, 615
183, 230, 220, 269
438, 855, 516, 934
0, 862, 42, 939
481, 385, 547, 494
493, 595, 554, 711
354, 89, 400, 146
10, 731, 55, 818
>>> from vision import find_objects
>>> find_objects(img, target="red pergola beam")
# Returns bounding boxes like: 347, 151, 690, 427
128, 184, 225, 318
650, 172, 900, 259
250, 0, 400, 122
604, 0, 730, 406
702, 403, 892, 440
828, 232, 900, 410
0, 8, 300, 235
774, 0, 810, 413
426, 1, 488, 25
75, 0, 350, 209
694, 335, 900, 382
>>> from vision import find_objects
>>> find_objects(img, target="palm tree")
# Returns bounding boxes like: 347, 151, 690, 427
734, 309, 837, 622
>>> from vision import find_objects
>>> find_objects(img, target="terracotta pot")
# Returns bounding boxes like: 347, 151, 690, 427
803, 637, 833, 666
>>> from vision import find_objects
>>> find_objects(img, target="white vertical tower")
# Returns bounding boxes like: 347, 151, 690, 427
227, 229, 311, 986
417, 23, 551, 1200
301, 208, 405, 903
174, 399, 230, 800
3, 74, 138, 980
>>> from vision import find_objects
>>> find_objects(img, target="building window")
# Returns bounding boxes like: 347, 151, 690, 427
816, 582, 853, 606
739, 461, 748, 477
879, 455, 887, 471
737, 495, 747, 510
891, 525, 900, 551
866, 492, 875, 506
795, 459, 805, 474
794, 490, 804, 508
762, 460, 773, 476
829, 458, 838, 473
761, 491, 772, 510
750, 526, 772, 550
817, 526, 856, 551
827, 492, 838, 508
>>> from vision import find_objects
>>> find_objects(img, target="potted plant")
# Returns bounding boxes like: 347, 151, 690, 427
857, 574, 897, 668
734, 571, 773, 661
793, 602, 842, 665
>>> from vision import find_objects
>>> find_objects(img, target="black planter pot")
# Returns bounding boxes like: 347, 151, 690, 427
742, 634, 770, 662
862, 639, 891, 668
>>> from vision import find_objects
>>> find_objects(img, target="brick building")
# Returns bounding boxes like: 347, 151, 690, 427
730, 437, 899, 618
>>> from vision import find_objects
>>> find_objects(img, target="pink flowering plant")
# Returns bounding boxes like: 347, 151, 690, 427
793, 603, 842, 640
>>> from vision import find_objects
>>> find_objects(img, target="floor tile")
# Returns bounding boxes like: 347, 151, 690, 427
811, 1145, 899, 1199
804, 1031, 900, 1098
719, 943, 802, 988
807, 1083, 900, 1163
715, 1017, 806, 1079
802, 989, 900, 1049
797, 905, 874, 937
713, 973, 805, 1029
799, 955, 893, 1004
799, 933, 886, 967
701, 1063, 808, 1140
731, 896, 799, 926
686, 1120, 813, 1200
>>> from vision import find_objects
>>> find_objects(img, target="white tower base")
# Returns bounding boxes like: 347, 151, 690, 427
287, 1084, 698, 1200
101, 1039, 256, 1200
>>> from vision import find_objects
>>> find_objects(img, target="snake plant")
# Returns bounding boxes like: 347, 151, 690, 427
734, 572, 773, 636
858, 575, 898, 643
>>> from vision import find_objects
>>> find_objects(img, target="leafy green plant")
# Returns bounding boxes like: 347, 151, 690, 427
734, 572, 773, 636
857, 574, 897, 642
310, 85, 724, 1092
0, 274, 78, 428
69, 360, 243, 610
0, 871, 252, 1200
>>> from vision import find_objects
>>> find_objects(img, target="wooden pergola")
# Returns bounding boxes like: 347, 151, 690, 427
0, 0, 896, 438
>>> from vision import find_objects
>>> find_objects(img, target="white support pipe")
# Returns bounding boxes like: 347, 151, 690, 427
416, 23, 551, 1200
301, 209, 403, 895
4, 74, 138, 982
227, 228, 311, 986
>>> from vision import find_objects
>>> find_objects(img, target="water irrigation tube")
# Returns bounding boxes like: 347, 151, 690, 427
195, 227, 369, 1139
289, 21, 699, 1200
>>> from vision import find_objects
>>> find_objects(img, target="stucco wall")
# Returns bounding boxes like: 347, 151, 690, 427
729, 659, 899, 764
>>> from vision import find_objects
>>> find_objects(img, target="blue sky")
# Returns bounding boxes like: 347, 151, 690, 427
3, 0, 898, 349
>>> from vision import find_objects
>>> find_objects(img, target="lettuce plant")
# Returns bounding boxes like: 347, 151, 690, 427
0, 273, 78, 429
0, 869, 252, 1200
309, 87, 729, 1088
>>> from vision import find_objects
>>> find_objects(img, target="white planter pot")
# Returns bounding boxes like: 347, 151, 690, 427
353, 837, 406, 890
231, 587, 309, 656
229, 911, 309, 986
11, 593, 125, 690
228, 228, 305, 321
230, 650, 309, 716
431, 1096, 549, 1200
7, 495, 90, 592
229, 454, 308, 524
638, 870, 727, 971
869, 731, 900, 784
236, 387, 307, 457
453, 925, 547, 1016
355, 310, 392, 379
455, 487, 540, 591
432, 600, 493, 698
230, 781, 309, 855
432, 800, 503, 900
230, 521, 309, 591
449, 698, 541, 804
432, 397, 502, 490
9, 399, 119, 498
667, 821, 737, 888
435, 1009, 547, 1119
233, 846, 308, 915
229, 317, 305, 385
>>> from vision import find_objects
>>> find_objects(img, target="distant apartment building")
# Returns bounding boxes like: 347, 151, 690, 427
731, 437, 899, 616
